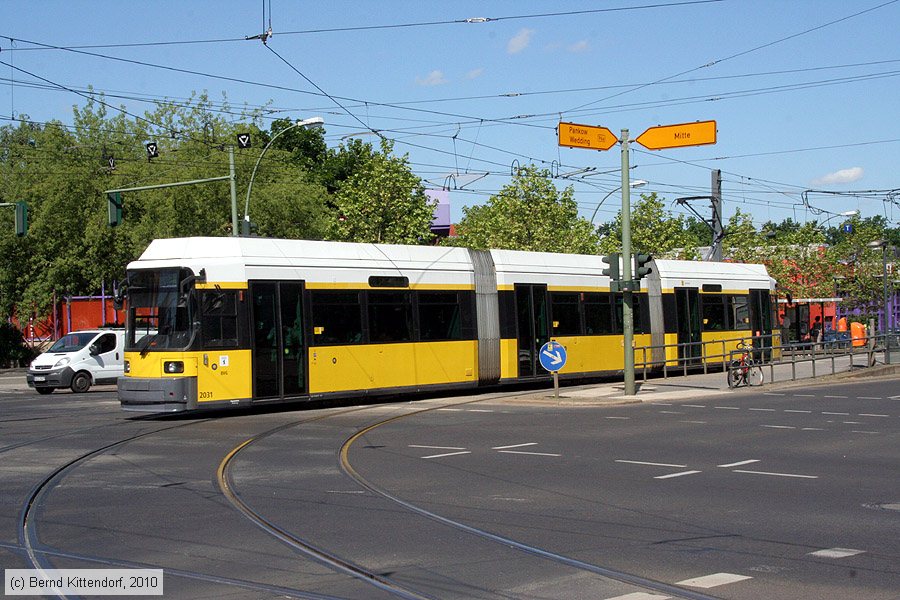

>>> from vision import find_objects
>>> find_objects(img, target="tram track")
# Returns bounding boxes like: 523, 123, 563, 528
216, 393, 722, 600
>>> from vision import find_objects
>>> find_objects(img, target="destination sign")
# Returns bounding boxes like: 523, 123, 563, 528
558, 122, 618, 151
635, 120, 717, 150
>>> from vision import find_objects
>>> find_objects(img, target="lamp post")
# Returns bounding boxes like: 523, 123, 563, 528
867, 239, 891, 363
590, 180, 647, 225
243, 116, 324, 235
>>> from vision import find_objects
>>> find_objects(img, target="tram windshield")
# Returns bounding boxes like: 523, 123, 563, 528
125, 268, 198, 352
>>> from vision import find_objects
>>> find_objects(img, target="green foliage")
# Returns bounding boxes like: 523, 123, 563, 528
0, 322, 36, 367
598, 192, 701, 259
328, 139, 435, 244
451, 165, 599, 254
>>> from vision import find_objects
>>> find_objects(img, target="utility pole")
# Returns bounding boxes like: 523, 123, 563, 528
621, 129, 636, 396
710, 169, 723, 261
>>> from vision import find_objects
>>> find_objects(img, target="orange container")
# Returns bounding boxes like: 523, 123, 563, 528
837, 317, 848, 332
850, 321, 866, 347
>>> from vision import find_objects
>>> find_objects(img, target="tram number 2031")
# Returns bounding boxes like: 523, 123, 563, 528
199, 391, 214, 399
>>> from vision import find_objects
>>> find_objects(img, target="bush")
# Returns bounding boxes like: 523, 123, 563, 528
0, 322, 37, 368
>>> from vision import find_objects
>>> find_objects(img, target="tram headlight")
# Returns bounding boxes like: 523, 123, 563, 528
164, 361, 184, 374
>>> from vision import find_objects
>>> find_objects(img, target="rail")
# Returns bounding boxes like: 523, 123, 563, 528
634, 331, 895, 384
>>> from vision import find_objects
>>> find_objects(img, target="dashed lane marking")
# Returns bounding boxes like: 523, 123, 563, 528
761, 425, 796, 429
659, 411, 683, 414
785, 410, 812, 413
421, 450, 472, 459
409, 445, 467, 450
676, 573, 752, 588
616, 460, 688, 468
802, 427, 825, 431
605, 416, 631, 420
851, 430, 880, 434
808, 547, 865, 559
824, 395, 848, 399
794, 394, 815, 397
717, 459, 759, 468
467, 409, 494, 413
857, 396, 883, 400
654, 470, 702, 479
823, 412, 850, 416
497, 450, 562, 457
684, 404, 706, 408
733, 469, 818, 479
492, 443, 537, 450
679, 420, 707, 424
764, 392, 786, 396
749, 408, 776, 412
605, 593, 670, 600
859, 413, 889, 417
714, 406, 740, 410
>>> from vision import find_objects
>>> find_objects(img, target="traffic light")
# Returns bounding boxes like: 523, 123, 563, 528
601, 253, 620, 280
14, 201, 27, 236
107, 192, 123, 227
634, 253, 653, 279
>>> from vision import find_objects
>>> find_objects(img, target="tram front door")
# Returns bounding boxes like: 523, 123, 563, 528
515, 284, 549, 377
250, 281, 307, 400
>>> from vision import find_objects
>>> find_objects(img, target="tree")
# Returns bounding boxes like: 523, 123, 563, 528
328, 139, 435, 244
451, 165, 599, 253
598, 192, 701, 258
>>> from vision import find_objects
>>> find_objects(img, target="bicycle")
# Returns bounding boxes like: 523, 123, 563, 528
727, 341, 764, 388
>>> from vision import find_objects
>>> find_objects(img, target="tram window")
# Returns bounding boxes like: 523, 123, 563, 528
701, 296, 726, 331
550, 292, 581, 335
310, 291, 363, 345
368, 291, 413, 343
201, 291, 238, 348
583, 293, 613, 335
730, 295, 751, 330
418, 291, 463, 341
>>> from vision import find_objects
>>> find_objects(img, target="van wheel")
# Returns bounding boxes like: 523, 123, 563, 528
71, 372, 92, 393
35, 387, 54, 395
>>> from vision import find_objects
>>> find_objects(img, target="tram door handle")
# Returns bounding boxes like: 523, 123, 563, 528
203, 354, 209, 367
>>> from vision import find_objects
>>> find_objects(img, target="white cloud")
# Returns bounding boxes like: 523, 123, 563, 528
507, 28, 534, 54
415, 70, 448, 86
568, 40, 589, 53
812, 167, 864, 186
465, 67, 485, 80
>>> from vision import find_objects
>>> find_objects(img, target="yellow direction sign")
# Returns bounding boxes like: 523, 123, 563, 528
558, 122, 618, 151
635, 120, 716, 150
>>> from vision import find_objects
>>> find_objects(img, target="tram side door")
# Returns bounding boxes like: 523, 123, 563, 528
515, 284, 549, 377
675, 287, 702, 364
750, 288, 773, 360
250, 281, 307, 400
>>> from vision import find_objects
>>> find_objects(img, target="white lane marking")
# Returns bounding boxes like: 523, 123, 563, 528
718, 459, 760, 468
764, 392, 786, 396
843, 421, 863, 424
857, 396, 883, 400
326, 490, 366, 494
606, 593, 670, 600
468, 409, 494, 413
684, 404, 706, 408
680, 420, 708, 424
851, 430, 880, 434
749, 408, 776, 412
824, 395, 848, 399
733, 469, 818, 479
651, 402, 673, 406
785, 410, 812, 413
802, 427, 826, 431
421, 451, 472, 459
889, 395, 900, 399
794, 394, 815, 397
605, 416, 631, 420
616, 460, 687, 468
492, 442, 538, 450
655, 470, 702, 479
761, 425, 796, 429
437, 408, 464, 412
497, 450, 562, 457
823, 412, 850, 416
859, 413, 889, 417
714, 406, 740, 410
659, 411, 683, 414
676, 573, 752, 588
409, 445, 467, 450
808, 547, 865, 559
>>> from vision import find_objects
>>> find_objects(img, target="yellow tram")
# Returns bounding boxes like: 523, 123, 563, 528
118, 237, 775, 412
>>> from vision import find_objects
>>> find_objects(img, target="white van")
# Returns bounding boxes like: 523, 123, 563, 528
26, 329, 125, 394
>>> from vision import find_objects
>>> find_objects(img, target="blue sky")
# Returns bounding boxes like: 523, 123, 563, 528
2, 0, 898, 229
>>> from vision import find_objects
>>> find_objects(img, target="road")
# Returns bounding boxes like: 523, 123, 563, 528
0, 370, 897, 599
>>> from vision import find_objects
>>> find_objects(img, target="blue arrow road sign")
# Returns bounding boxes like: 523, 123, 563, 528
539, 341, 567, 372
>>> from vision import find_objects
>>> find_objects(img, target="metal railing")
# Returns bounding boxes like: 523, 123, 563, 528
635, 331, 893, 385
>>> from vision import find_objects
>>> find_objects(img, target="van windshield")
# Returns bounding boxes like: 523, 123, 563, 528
48, 332, 95, 353
126, 268, 197, 352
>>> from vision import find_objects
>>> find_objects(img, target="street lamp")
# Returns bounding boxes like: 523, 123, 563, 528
590, 179, 647, 224
867, 238, 891, 363
818, 209, 859, 229
243, 116, 325, 235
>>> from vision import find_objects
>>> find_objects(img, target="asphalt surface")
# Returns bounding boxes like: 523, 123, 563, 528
0, 363, 897, 599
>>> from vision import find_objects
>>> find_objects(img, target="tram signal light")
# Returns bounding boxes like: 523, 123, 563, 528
634, 253, 653, 279
14, 201, 28, 236
107, 192, 123, 227
601, 253, 620, 281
